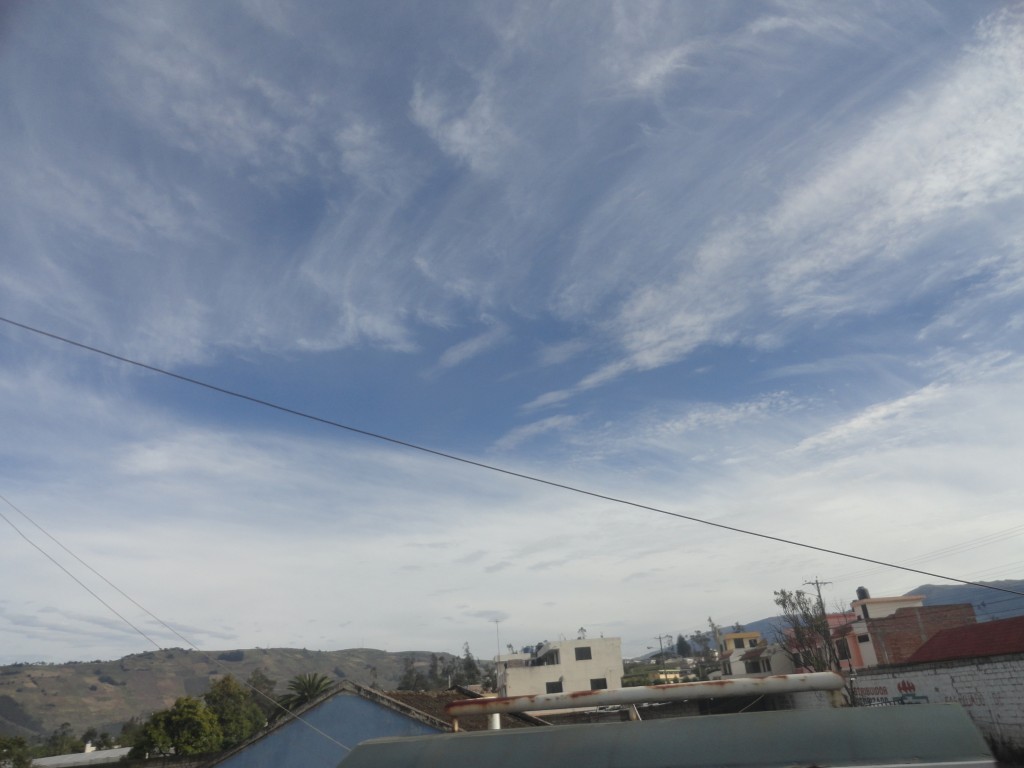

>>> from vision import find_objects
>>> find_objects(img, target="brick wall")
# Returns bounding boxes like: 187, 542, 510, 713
867, 605, 976, 665
852, 654, 1024, 760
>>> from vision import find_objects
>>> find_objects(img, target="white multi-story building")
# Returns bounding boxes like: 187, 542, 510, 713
717, 630, 795, 678
496, 637, 624, 698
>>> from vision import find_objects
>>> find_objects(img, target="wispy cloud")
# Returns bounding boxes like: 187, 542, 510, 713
432, 321, 509, 372
493, 415, 581, 451
3, 2, 1024, 665
531, 8, 1024, 405
410, 77, 516, 175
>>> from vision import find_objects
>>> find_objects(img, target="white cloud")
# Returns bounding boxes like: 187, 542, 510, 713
433, 321, 509, 371
410, 78, 515, 175
537, 339, 588, 367
492, 415, 581, 451
541, 8, 1024, 403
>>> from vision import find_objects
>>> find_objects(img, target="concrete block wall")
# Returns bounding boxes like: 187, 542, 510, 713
852, 654, 1024, 758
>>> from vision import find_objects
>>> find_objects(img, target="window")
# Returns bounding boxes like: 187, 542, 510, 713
545, 681, 563, 694
857, 634, 870, 643
744, 661, 762, 674
734, 638, 745, 649
590, 678, 608, 690
574, 646, 592, 661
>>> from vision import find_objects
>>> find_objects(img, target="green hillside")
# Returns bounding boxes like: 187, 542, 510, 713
0, 647, 456, 741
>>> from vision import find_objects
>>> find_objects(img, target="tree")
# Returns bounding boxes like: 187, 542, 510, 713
131, 697, 223, 758
397, 656, 430, 691
80, 727, 114, 750
276, 672, 334, 714
118, 717, 146, 750
0, 736, 32, 768
246, 668, 279, 719
675, 634, 692, 657
460, 642, 480, 685
427, 654, 441, 688
204, 675, 265, 747
688, 630, 712, 659
773, 588, 839, 673
45, 722, 84, 755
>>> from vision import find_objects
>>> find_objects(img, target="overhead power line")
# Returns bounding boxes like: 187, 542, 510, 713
3, 315, 1023, 600
0, 492, 352, 755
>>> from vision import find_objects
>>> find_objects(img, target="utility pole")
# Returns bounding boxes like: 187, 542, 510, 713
803, 577, 835, 668
654, 634, 671, 682
804, 577, 854, 705
803, 577, 831, 616
708, 617, 722, 656
493, 619, 503, 693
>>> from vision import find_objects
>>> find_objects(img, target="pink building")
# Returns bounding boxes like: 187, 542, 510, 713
787, 588, 977, 671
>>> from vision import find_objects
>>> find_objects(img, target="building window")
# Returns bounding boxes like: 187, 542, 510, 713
590, 678, 608, 690
857, 634, 870, 643
546, 681, 563, 694
722, 661, 732, 675
744, 661, 761, 674
734, 638, 745, 649
575, 646, 592, 661
836, 638, 851, 661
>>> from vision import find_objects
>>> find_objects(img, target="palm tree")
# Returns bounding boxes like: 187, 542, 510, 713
275, 673, 334, 715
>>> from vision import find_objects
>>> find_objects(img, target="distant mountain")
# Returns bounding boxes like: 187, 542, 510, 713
901, 579, 1024, 622
737, 579, 1024, 643
0, 646, 459, 741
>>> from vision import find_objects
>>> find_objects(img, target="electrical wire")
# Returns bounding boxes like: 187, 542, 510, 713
0, 492, 351, 755
831, 524, 1024, 582
2, 314, 1023, 603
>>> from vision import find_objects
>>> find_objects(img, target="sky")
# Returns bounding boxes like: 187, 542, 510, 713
1, 1, 1024, 666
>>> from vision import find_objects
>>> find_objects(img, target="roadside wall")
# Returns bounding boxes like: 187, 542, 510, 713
853, 654, 1024, 753
789, 654, 1024, 759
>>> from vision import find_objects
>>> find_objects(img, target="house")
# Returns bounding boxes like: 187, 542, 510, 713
495, 637, 624, 699
717, 631, 794, 678
29, 747, 132, 767
845, 587, 976, 667
204, 681, 545, 768
849, 615, 1024, 761
905, 614, 1024, 664
784, 588, 977, 672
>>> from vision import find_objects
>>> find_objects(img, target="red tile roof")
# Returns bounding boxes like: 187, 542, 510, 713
906, 615, 1024, 664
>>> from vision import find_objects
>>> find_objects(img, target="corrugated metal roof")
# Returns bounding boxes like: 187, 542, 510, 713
907, 615, 1024, 664
30, 747, 131, 767
339, 703, 993, 768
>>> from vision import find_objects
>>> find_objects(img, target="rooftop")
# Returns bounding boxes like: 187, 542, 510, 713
906, 615, 1024, 664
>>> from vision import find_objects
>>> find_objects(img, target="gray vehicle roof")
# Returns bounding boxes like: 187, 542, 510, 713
339, 704, 993, 768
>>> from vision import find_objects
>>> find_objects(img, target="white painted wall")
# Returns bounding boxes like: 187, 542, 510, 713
496, 638, 624, 698
791, 654, 1024, 757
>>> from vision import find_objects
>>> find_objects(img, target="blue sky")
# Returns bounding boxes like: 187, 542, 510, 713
2, 1, 1024, 665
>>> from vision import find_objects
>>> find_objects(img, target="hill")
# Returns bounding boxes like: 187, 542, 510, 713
0, 646, 459, 741
902, 579, 1024, 622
